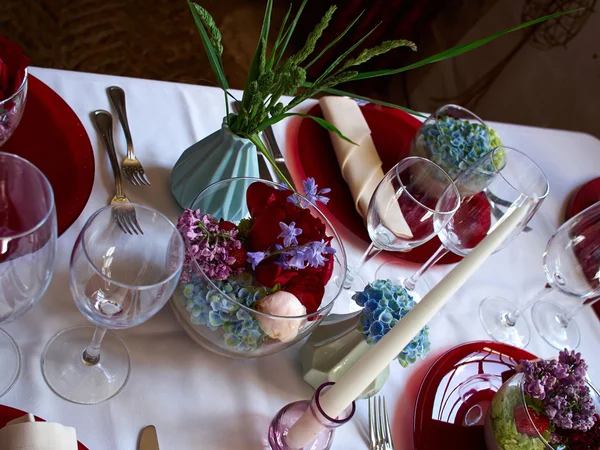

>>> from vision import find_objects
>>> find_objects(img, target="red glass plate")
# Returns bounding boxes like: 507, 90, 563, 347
0, 404, 89, 449
566, 177, 600, 220
2, 74, 95, 236
565, 177, 600, 319
413, 341, 537, 450
286, 103, 461, 264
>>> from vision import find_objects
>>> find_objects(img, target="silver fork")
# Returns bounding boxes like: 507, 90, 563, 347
91, 110, 143, 235
107, 86, 151, 186
369, 395, 394, 450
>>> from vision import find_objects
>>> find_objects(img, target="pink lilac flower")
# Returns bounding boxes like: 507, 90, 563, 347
177, 209, 243, 282
518, 349, 597, 432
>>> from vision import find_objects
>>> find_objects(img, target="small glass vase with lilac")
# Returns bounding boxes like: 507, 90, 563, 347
485, 349, 600, 450
170, 177, 347, 358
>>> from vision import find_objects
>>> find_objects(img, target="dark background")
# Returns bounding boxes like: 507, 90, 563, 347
1, 0, 598, 136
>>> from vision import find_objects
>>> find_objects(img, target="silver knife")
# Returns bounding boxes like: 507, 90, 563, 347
139, 425, 160, 450
230, 101, 277, 183
233, 101, 295, 188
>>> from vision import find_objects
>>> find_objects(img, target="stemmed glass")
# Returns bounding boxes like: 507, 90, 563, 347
377, 147, 549, 297
480, 201, 600, 349
342, 156, 460, 290
0, 152, 57, 397
41, 204, 184, 404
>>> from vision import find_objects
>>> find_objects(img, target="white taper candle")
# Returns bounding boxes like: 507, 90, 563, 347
285, 202, 530, 448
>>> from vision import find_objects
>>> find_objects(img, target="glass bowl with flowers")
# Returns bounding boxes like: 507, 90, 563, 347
485, 349, 600, 450
170, 177, 347, 358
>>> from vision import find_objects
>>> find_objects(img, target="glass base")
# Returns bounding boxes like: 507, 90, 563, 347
41, 326, 131, 405
531, 300, 580, 350
268, 400, 335, 450
479, 296, 530, 349
0, 328, 21, 398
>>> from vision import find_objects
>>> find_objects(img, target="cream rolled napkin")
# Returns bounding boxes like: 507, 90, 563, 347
0, 414, 78, 450
320, 96, 412, 239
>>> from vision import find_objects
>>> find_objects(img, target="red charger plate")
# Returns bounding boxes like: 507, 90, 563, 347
0, 404, 89, 449
413, 341, 536, 450
287, 103, 461, 264
565, 177, 600, 319
2, 74, 95, 236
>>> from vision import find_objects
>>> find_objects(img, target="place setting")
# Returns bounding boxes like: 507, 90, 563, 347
1, 2, 600, 450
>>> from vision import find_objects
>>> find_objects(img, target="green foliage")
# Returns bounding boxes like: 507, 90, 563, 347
187, 0, 583, 162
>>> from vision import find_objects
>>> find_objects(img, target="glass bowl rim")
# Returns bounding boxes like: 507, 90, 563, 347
79, 202, 184, 290
184, 176, 348, 321
0, 150, 55, 239
393, 156, 461, 215
0, 68, 28, 107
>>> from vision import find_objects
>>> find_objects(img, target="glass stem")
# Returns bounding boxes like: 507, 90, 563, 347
403, 245, 449, 292
504, 285, 553, 326
343, 242, 381, 290
82, 327, 107, 366
561, 297, 600, 324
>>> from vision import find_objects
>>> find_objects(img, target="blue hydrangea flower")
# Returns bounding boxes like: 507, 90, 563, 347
180, 273, 273, 352
352, 279, 431, 368
418, 116, 503, 179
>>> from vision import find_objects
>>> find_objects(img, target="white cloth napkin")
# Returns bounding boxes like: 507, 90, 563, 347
0, 414, 78, 450
319, 96, 412, 239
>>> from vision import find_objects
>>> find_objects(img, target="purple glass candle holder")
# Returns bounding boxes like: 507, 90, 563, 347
268, 382, 356, 450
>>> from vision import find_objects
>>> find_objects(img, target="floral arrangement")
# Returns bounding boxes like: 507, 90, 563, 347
177, 179, 336, 351
489, 349, 599, 450
517, 350, 598, 448
352, 279, 430, 368
415, 116, 504, 179
186, 0, 576, 188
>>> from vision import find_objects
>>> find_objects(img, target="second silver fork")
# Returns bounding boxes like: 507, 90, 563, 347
369, 395, 394, 450
92, 110, 143, 235
107, 86, 151, 186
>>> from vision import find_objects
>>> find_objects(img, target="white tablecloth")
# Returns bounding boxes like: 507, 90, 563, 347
3, 67, 600, 450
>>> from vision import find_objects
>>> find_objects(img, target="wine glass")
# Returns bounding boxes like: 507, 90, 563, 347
377, 147, 549, 298
41, 204, 184, 404
0, 152, 57, 397
480, 200, 600, 349
342, 156, 460, 290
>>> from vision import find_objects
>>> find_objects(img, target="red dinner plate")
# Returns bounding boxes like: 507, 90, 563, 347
413, 341, 537, 450
565, 178, 600, 319
286, 103, 461, 264
566, 177, 600, 220
0, 404, 89, 449
2, 74, 95, 236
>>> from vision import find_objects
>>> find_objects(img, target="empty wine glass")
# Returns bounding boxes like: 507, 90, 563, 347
41, 204, 184, 404
0, 152, 57, 398
377, 147, 549, 299
480, 201, 600, 349
342, 156, 460, 290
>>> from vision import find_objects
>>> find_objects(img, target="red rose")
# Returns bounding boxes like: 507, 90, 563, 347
0, 35, 29, 101
246, 183, 336, 312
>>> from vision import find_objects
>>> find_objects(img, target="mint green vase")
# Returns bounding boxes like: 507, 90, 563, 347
171, 122, 259, 211
299, 313, 390, 399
